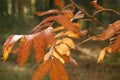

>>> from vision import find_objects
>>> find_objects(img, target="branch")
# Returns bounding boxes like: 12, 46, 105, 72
92, 9, 120, 17
69, 0, 105, 27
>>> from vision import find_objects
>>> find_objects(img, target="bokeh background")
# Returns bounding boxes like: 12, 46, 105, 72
0, 0, 120, 80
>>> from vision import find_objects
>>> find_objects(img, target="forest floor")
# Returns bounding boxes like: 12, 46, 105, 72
0, 42, 120, 80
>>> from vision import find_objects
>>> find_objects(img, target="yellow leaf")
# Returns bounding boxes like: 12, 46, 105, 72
55, 43, 70, 56
65, 31, 80, 38
53, 26, 65, 32
97, 47, 112, 63
52, 50, 65, 64
63, 38, 75, 49
55, 32, 65, 38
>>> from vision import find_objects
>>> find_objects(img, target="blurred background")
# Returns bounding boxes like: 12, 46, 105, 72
0, 0, 120, 80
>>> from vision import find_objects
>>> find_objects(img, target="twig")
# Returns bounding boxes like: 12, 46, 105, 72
69, 0, 105, 27
92, 9, 120, 17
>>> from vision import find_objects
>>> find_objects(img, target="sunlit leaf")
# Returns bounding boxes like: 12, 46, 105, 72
63, 38, 75, 49
3, 35, 23, 61
97, 47, 112, 63
65, 31, 80, 38
35, 9, 60, 16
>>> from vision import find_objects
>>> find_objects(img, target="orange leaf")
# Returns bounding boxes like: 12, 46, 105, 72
55, 15, 80, 34
91, 0, 104, 10
17, 35, 33, 67
35, 9, 60, 16
109, 35, 120, 53
33, 32, 46, 63
31, 16, 55, 33
65, 31, 80, 38
32, 60, 52, 80
31, 22, 51, 33
3, 35, 23, 61
44, 27, 55, 47
54, 0, 64, 8
91, 20, 120, 40
50, 58, 69, 80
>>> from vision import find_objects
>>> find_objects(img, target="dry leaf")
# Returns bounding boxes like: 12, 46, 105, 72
17, 35, 33, 67
53, 26, 65, 32
91, 0, 104, 10
65, 31, 80, 38
44, 27, 55, 47
50, 58, 69, 80
53, 0, 64, 8
55, 43, 70, 56
32, 60, 52, 80
97, 47, 112, 63
33, 32, 46, 63
3, 35, 23, 61
63, 38, 75, 49
35, 9, 60, 16
55, 15, 80, 34
91, 20, 120, 41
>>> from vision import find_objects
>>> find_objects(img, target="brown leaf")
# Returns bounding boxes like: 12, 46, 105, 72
33, 32, 46, 63
55, 15, 80, 34
35, 9, 60, 16
32, 60, 52, 80
50, 58, 69, 80
17, 35, 33, 67
3, 35, 23, 61
91, 20, 120, 40
54, 0, 64, 8
91, 0, 104, 10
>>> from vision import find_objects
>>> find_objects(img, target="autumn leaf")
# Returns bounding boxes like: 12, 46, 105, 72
35, 9, 60, 16
50, 57, 69, 80
17, 35, 33, 67
97, 47, 112, 63
62, 38, 75, 49
109, 35, 120, 53
91, 0, 104, 10
44, 27, 55, 47
54, 0, 64, 8
32, 60, 52, 80
3, 35, 23, 61
33, 32, 46, 63
31, 16, 55, 33
55, 15, 80, 34
65, 31, 80, 38
91, 20, 120, 41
